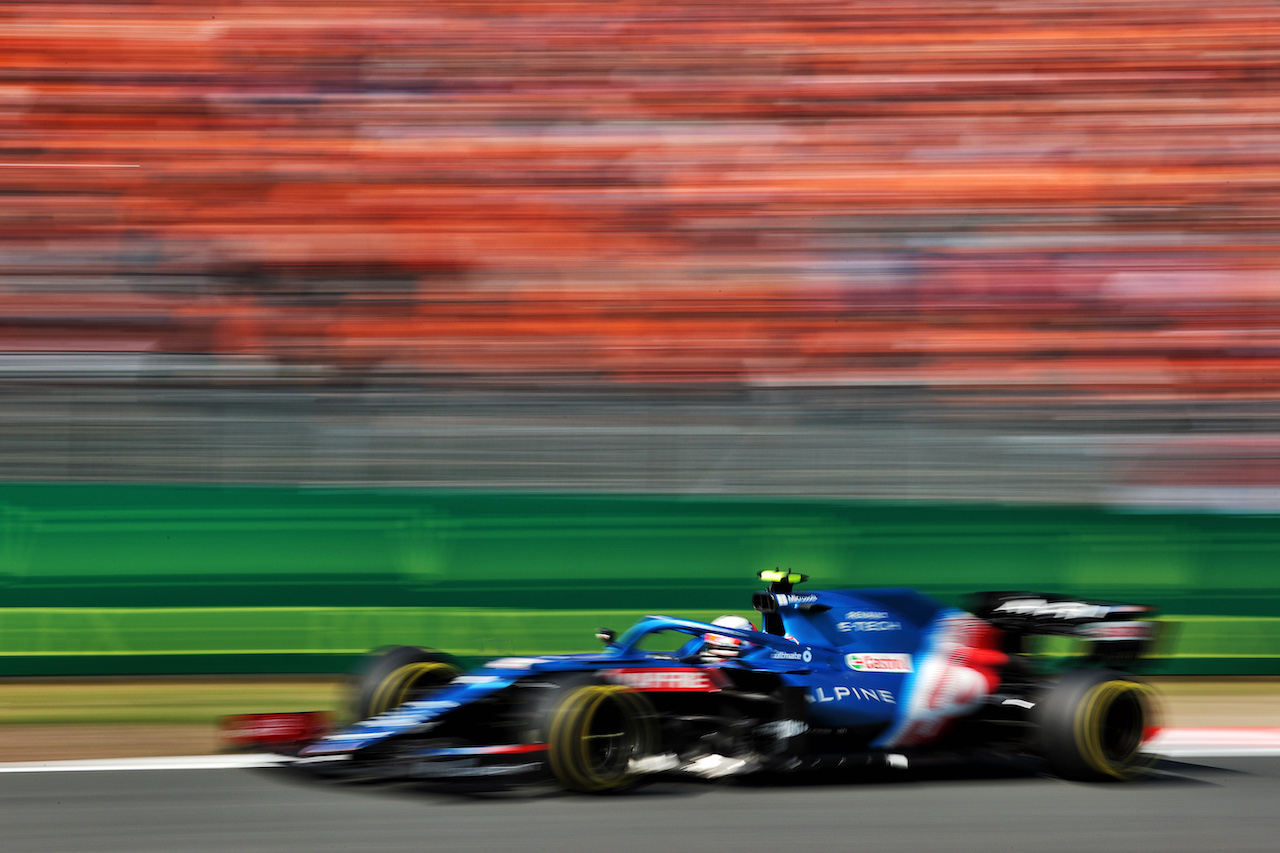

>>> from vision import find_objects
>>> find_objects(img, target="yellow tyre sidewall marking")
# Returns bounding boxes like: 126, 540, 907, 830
548, 685, 653, 792
371, 661, 460, 717
577, 691, 611, 789
550, 687, 613, 791
548, 687, 588, 790
1073, 680, 1154, 779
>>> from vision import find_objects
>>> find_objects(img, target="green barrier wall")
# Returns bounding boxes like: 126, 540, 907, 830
1, 483, 1278, 675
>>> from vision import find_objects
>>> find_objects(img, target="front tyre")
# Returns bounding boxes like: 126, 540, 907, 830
353, 645, 462, 720
546, 684, 657, 793
1035, 669, 1158, 781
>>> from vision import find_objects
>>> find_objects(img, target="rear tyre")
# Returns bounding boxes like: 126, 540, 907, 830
1035, 669, 1157, 781
353, 645, 462, 720
545, 684, 657, 793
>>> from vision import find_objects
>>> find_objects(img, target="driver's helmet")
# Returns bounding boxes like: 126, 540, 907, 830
704, 614, 756, 658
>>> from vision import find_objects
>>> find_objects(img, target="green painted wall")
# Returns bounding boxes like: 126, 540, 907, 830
0, 483, 1277, 675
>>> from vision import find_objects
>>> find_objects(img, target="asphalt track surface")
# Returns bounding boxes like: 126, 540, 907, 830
2, 754, 1277, 853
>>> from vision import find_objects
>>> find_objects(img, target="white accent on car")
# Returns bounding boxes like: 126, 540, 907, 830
683, 754, 752, 779
484, 657, 547, 669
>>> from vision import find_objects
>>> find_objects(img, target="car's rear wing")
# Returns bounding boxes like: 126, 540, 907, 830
971, 592, 1163, 665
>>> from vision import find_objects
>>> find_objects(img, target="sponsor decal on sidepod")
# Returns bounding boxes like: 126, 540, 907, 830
603, 668, 720, 692
836, 619, 902, 633
810, 686, 896, 704
845, 653, 913, 673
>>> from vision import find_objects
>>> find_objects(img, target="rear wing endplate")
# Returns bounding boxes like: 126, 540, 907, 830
971, 591, 1162, 664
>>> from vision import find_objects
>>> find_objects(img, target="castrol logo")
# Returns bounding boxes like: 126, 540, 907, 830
845, 653, 913, 673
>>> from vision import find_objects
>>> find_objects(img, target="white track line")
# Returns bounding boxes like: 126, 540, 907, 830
0, 754, 290, 774
0, 729, 1277, 773
1145, 727, 1280, 758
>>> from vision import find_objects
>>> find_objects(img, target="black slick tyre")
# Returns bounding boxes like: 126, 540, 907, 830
1034, 668, 1157, 781
545, 684, 657, 793
353, 645, 462, 720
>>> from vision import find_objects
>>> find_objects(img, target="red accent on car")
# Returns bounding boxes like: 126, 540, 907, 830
469, 744, 549, 755
948, 621, 1010, 692
602, 667, 726, 692
218, 711, 333, 751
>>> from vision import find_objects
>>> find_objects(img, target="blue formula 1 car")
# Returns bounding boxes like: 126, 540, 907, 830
295, 571, 1162, 792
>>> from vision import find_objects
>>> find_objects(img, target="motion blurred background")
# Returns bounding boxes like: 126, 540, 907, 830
1, 1, 1279, 676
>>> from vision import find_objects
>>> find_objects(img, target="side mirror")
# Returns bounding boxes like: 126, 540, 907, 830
595, 628, 616, 645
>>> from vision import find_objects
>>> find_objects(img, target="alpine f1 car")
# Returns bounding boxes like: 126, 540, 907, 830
295, 571, 1163, 792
